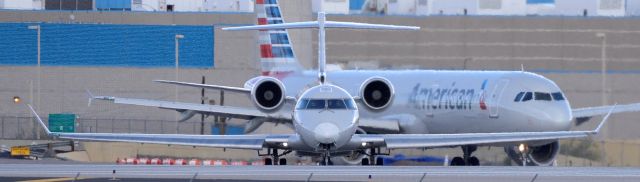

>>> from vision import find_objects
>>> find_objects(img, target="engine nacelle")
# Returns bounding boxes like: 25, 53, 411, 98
505, 141, 560, 166
249, 77, 285, 113
359, 77, 395, 111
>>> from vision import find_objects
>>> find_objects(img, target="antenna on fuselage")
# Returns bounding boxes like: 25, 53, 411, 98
222, 12, 420, 84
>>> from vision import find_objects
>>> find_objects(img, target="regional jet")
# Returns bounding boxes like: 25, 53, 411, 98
29, 0, 640, 166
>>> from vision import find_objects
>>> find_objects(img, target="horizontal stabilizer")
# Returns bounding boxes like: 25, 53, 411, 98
223, 21, 419, 31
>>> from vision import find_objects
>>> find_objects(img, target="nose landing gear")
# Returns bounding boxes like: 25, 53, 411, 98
450, 145, 480, 166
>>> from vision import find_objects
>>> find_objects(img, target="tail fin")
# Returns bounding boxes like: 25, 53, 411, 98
255, 0, 303, 77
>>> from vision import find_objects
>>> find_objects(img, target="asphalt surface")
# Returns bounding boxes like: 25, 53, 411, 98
0, 159, 639, 182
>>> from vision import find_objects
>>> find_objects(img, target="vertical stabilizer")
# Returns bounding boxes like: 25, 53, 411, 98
255, 0, 303, 77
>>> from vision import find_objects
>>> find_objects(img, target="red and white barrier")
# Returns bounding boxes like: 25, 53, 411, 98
231, 161, 249, 166
175, 158, 187, 165
251, 160, 264, 166
117, 157, 251, 166
150, 158, 162, 165
203, 159, 229, 166
188, 159, 201, 166
162, 158, 175, 165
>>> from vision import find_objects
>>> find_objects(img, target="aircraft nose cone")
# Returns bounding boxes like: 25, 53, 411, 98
314, 123, 340, 144
546, 104, 573, 130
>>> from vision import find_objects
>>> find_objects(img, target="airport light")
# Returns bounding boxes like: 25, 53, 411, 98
282, 142, 288, 147
13, 96, 21, 104
27, 25, 41, 112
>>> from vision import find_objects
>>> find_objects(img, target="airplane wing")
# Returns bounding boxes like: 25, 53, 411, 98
573, 102, 640, 118
572, 102, 640, 125
153, 80, 250, 94
27, 105, 291, 150
358, 107, 613, 149
91, 96, 292, 121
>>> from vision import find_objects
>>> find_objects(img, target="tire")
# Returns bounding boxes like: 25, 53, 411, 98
264, 158, 273, 165
450, 157, 465, 166
468, 156, 480, 166
279, 158, 287, 166
361, 158, 370, 166
375, 157, 384, 166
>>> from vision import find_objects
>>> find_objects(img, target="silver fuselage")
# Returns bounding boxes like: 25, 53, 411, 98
276, 70, 572, 139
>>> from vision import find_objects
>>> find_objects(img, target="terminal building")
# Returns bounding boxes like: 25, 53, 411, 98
1, 0, 639, 16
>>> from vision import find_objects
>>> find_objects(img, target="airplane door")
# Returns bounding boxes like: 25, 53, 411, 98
488, 79, 509, 118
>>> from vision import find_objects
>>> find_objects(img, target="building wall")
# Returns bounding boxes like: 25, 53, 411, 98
0, 23, 214, 68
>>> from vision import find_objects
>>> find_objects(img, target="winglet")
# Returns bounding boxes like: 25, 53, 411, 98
594, 104, 616, 133
26, 104, 52, 135
85, 89, 95, 107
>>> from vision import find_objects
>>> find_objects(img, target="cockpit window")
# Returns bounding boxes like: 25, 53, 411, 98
552, 92, 565, 101
328, 99, 347, 109
522, 92, 533, 102
534, 92, 552, 101
344, 99, 356, 110
514, 92, 525, 102
306, 99, 326, 109
297, 99, 356, 110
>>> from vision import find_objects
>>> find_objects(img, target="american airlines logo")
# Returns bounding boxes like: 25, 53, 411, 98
408, 80, 487, 111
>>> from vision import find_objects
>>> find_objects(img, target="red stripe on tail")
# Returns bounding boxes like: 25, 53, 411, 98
260, 44, 273, 58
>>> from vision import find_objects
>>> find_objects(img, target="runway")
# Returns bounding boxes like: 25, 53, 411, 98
0, 162, 639, 182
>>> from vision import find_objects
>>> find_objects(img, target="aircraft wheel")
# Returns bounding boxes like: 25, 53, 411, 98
279, 158, 287, 165
264, 158, 273, 165
361, 158, 370, 166
375, 157, 384, 166
468, 156, 480, 166
450, 157, 465, 166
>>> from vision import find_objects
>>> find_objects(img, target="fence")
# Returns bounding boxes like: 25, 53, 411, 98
0, 116, 206, 140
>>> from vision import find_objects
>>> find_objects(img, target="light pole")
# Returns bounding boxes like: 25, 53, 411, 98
596, 33, 607, 105
174, 34, 184, 133
28, 25, 41, 111
596, 32, 608, 166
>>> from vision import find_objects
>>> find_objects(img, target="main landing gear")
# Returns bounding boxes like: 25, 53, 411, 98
361, 147, 387, 166
450, 145, 480, 166
261, 148, 291, 165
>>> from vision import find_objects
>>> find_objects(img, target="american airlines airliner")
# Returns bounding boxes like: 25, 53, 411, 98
28, 0, 640, 166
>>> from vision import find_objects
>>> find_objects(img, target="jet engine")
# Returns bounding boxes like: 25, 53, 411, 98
249, 77, 286, 113
504, 141, 560, 166
359, 77, 394, 111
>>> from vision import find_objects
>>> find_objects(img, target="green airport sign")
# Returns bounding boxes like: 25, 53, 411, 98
48, 113, 75, 133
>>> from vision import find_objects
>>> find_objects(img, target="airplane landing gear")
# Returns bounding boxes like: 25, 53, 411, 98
362, 147, 386, 166
260, 148, 291, 165
450, 145, 480, 166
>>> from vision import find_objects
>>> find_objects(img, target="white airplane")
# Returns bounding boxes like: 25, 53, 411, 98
29, 0, 640, 166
